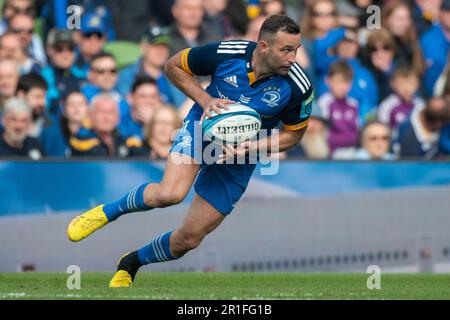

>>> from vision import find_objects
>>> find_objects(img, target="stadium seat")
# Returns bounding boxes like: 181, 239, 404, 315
103, 41, 141, 70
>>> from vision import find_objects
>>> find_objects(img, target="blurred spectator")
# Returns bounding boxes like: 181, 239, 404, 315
0, 97, 42, 159
117, 26, 184, 107
42, 0, 115, 40
118, 76, 163, 139
41, 28, 83, 115
16, 72, 49, 137
106, 0, 163, 42
0, 32, 40, 74
322, 28, 378, 121
420, 0, 450, 97
411, 0, 443, 36
378, 66, 425, 130
301, 0, 344, 91
243, 14, 267, 41
73, 12, 108, 80
0, 0, 36, 34
335, 0, 382, 32
382, 0, 425, 75
362, 29, 397, 101
168, 0, 222, 56
8, 13, 46, 66
203, 0, 233, 40
40, 91, 89, 157
260, 0, 285, 16
223, 0, 249, 37
70, 93, 130, 157
334, 121, 395, 160
82, 52, 128, 118
129, 105, 182, 159
335, 0, 365, 30
318, 61, 360, 155
432, 52, 450, 97
0, 59, 20, 108
439, 121, 450, 157
394, 96, 448, 158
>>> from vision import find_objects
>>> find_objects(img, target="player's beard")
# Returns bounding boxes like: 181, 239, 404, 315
301, 132, 330, 159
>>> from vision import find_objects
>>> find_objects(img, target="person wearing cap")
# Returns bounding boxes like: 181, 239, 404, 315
117, 25, 185, 108
420, 0, 450, 97
41, 0, 115, 41
73, 12, 108, 80
40, 28, 83, 116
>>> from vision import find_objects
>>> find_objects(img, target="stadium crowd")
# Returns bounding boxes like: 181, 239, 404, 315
0, 0, 449, 160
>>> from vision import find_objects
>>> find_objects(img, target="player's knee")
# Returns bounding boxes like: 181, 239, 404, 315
153, 188, 186, 207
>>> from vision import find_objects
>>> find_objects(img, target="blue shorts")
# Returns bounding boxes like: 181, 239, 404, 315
170, 106, 256, 215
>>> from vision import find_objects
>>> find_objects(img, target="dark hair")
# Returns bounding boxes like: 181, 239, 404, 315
62, 90, 86, 106
90, 51, 115, 64
327, 60, 353, 81
390, 65, 419, 81
131, 75, 158, 93
16, 72, 48, 94
258, 14, 300, 41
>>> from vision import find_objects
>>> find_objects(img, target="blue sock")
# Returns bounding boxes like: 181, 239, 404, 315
137, 231, 179, 265
103, 183, 153, 222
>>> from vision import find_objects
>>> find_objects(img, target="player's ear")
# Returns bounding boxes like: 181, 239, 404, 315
258, 40, 270, 52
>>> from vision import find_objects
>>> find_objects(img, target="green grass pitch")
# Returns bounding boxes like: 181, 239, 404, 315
0, 273, 449, 300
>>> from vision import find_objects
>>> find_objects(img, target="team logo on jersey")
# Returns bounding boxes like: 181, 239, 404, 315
262, 86, 281, 107
223, 75, 239, 88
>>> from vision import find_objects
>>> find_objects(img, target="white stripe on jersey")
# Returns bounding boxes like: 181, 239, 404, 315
220, 41, 249, 45
218, 45, 248, 49
288, 71, 307, 94
291, 64, 311, 89
217, 49, 246, 54
292, 63, 311, 87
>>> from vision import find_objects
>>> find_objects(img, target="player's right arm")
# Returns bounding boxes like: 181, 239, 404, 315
165, 46, 234, 121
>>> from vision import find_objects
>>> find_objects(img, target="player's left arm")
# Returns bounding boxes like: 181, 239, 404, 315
271, 84, 315, 152
220, 87, 314, 160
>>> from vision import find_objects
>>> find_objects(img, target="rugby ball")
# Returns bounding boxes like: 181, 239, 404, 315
202, 104, 262, 144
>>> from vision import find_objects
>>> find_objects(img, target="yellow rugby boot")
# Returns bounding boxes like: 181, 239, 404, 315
109, 270, 133, 288
109, 251, 142, 288
67, 205, 109, 242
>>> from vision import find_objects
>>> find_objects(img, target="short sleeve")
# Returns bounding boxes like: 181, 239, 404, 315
280, 64, 315, 131
180, 40, 251, 76
280, 87, 314, 131
180, 43, 224, 76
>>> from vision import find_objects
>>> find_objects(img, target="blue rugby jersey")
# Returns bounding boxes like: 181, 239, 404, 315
180, 40, 314, 131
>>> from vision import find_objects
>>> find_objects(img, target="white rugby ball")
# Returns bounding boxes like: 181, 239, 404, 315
202, 104, 262, 144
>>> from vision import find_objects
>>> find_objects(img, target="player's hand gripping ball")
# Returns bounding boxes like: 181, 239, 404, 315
202, 104, 262, 144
